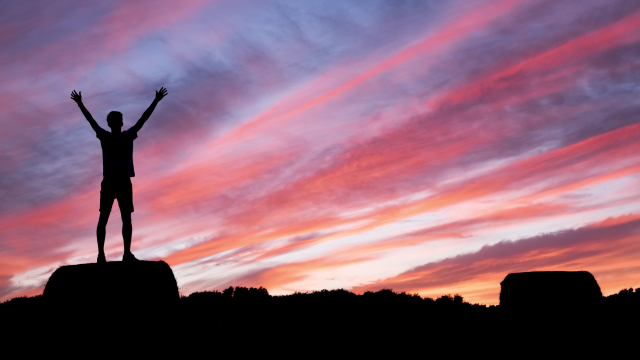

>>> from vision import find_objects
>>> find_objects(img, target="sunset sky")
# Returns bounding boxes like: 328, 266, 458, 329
2, 0, 640, 304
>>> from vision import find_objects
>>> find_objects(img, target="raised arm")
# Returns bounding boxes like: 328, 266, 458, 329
132, 87, 168, 132
71, 90, 100, 133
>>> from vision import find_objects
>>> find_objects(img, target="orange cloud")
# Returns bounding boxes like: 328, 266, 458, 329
351, 216, 640, 304
162, 113, 640, 270
230, 255, 374, 291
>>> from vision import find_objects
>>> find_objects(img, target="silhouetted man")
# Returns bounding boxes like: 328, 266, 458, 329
71, 88, 168, 263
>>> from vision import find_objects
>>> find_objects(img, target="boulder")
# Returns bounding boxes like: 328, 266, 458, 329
500, 271, 602, 310
43, 260, 179, 312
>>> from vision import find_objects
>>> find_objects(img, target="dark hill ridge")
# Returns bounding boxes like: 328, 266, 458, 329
2, 269, 640, 358
43, 260, 179, 308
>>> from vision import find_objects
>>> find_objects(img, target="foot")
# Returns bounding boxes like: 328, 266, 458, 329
122, 252, 139, 262
97, 253, 106, 264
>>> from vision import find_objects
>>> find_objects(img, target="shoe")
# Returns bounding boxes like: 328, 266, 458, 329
122, 252, 139, 262
97, 253, 106, 264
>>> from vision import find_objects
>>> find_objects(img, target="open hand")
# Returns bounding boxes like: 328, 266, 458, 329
70, 90, 82, 104
155, 87, 168, 101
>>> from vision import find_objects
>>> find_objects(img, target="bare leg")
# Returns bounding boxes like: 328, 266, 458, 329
120, 206, 132, 254
97, 209, 111, 255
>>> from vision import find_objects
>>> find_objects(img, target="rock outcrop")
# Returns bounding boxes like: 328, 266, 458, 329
500, 271, 602, 309
43, 260, 179, 312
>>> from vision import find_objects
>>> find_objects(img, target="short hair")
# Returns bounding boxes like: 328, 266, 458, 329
107, 111, 123, 127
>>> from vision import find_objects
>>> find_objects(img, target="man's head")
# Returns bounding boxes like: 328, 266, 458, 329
107, 111, 123, 131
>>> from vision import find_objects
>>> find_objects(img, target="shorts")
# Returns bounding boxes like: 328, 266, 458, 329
100, 175, 134, 213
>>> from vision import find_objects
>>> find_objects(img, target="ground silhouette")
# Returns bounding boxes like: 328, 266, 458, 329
2, 272, 639, 357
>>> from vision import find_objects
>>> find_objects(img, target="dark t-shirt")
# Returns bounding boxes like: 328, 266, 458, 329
96, 126, 138, 177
